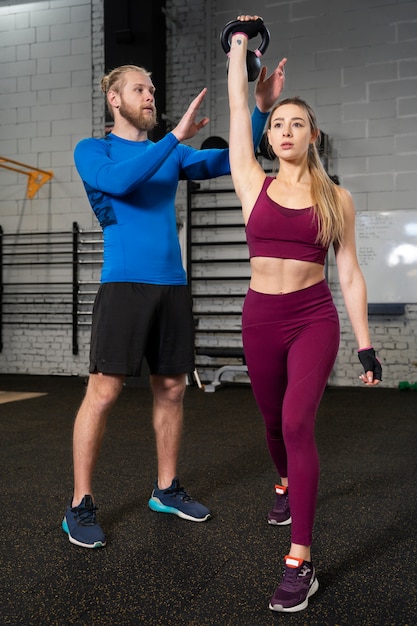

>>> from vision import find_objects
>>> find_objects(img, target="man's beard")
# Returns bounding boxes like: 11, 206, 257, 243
119, 101, 157, 131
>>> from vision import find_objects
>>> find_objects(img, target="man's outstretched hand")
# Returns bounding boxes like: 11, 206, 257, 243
255, 57, 287, 113
172, 88, 210, 142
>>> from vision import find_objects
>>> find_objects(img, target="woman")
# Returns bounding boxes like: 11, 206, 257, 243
227, 15, 382, 613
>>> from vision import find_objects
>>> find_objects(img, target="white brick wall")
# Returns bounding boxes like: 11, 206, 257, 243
0, 0, 416, 387
0, 0, 102, 376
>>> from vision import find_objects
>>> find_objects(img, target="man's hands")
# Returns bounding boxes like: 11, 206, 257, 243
255, 58, 287, 113
172, 88, 209, 142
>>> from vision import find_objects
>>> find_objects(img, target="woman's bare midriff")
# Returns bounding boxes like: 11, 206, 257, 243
249, 257, 325, 295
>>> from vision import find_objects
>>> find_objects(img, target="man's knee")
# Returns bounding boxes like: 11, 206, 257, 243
150, 374, 186, 404
85, 373, 125, 410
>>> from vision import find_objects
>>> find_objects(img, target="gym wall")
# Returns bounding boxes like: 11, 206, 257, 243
0, 0, 416, 386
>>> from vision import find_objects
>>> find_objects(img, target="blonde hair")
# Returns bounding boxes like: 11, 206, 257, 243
100, 65, 152, 118
266, 97, 344, 248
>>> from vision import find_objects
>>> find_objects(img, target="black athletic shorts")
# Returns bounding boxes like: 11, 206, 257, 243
89, 283, 195, 376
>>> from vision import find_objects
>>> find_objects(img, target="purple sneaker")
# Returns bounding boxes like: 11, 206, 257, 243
267, 484, 291, 525
269, 555, 319, 612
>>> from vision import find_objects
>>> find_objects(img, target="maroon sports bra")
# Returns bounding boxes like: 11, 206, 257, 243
245, 177, 328, 265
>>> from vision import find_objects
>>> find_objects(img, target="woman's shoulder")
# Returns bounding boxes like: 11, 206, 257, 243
334, 185, 357, 226
335, 184, 354, 208
334, 184, 352, 201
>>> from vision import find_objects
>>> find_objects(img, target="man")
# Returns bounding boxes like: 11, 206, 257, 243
62, 63, 285, 548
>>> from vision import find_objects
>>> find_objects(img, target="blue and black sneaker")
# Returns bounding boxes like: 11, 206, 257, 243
62, 495, 106, 548
148, 478, 211, 522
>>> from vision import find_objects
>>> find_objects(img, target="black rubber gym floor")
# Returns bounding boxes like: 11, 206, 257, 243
0, 374, 415, 625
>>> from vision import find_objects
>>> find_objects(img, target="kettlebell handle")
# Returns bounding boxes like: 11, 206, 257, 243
220, 18, 270, 58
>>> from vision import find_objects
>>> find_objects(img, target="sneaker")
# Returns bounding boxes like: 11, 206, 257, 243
267, 484, 291, 525
62, 495, 106, 548
148, 477, 211, 522
269, 555, 319, 613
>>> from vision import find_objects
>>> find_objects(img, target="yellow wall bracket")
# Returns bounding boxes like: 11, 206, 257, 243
0, 156, 54, 199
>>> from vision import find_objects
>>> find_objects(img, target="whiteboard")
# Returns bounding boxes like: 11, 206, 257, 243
356, 210, 417, 304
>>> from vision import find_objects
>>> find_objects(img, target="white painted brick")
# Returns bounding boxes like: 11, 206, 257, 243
336, 137, 394, 158
370, 78, 417, 102
343, 100, 397, 121
32, 71, 71, 90
70, 38, 91, 57
51, 21, 91, 42
29, 7, 70, 28
36, 90, 52, 106
70, 3, 92, 20
336, 156, 368, 176
36, 25, 51, 44
15, 11, 29, 29
316, 88, 343, 106
398, 21, 417, 41
16, 44, 30, 62
17, 76, 32, 93
341, 82, 370, 103
31, 104, 72, 122
16, 139, 32, 156
2, 122, 37, 140
369, 116, 415, 137
51, 54, 91, 74
369, 41, 417, 64
367, 190, 416, 210
51, 180, 87, 199
339, 120, 368, 139
2, 109, 18, 124
0, 46, 17, 63
342, 173, 394, 193
35, 60, 51, 77
369, 154, 417, 173
314, 49, 343, 71
372, 2, 417, 25
0, 28, 35, 47
31, 41, 71, 59
400, 59, 417, 78
0, 76, 17, 92
38, 121, 52, 137
0, 12, 16, 32
345, 23, 395, 48
31, 134, 72, 153
398, 96, 417, 117
0, 138, 18, 155
396, 173, 417, 190
314, 104, 342, 125
396, 133, 417, 154
9, 1, 50, 15
344, 62, 398, 87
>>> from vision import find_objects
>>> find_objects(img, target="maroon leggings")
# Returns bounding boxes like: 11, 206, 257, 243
242, 280, 340, 545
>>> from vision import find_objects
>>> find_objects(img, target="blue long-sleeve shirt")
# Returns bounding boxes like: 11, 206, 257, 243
74, 107, 269, 285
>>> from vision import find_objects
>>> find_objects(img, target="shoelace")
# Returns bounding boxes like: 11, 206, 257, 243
166, 484, 194, 502
274, 492, 289, 513
279, 565, 308, 590
73, 503, 98, 526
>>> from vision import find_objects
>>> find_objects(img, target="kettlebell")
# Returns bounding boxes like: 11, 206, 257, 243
220, 18, 270, 82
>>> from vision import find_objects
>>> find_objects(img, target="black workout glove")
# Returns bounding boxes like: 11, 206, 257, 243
227, 17, 264, 41
358, 347, 382, 381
